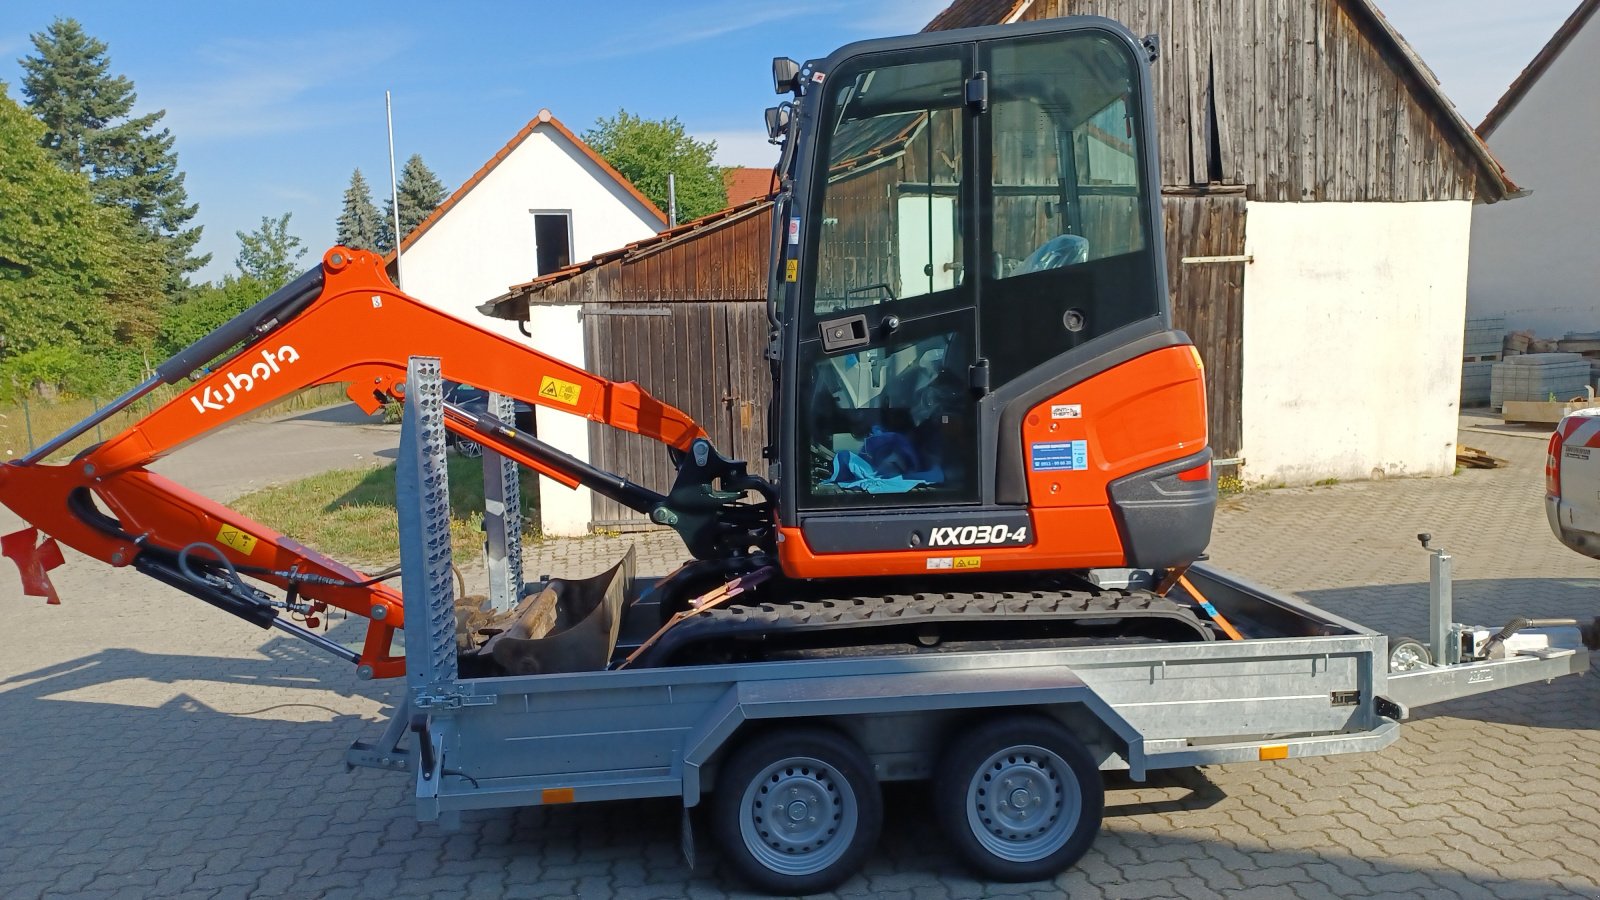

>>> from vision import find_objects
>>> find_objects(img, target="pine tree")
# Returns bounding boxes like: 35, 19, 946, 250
19, 17, 208, 289
236, 213, 306, 291
382, 154, 448, 249
336, 168, 385, 252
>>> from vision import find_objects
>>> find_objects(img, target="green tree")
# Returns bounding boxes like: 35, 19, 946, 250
382, 154, 447, 249
236, 213, 306, 290
583, 110, 726, 222
19, 17, 208, 289
157, 273, 270, 356
0, 84, 158, 397
336, 168, 385, 252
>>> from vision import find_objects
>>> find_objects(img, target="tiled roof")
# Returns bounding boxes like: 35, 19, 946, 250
387, 109, 666, 261
1479, 0, 1599, 137
723, 166, 778, 206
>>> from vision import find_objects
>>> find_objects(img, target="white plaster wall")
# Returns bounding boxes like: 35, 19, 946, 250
399, 124, 663, 535
1240, 201, 1471, 484
1468, 15, 1600, 336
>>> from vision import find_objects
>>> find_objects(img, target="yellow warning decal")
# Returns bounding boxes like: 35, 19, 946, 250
785, 259, 799, 282
216, 525, 259, 556
538, 376, 582, 406
954, 556, 981, 569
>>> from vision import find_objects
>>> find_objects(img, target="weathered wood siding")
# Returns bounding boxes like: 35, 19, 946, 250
583, 303, 771, 529
1009, 0, 1477, 201
1162, 193, 1245, 458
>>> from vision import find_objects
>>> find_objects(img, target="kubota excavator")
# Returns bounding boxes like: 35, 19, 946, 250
0, 16, 1215, 680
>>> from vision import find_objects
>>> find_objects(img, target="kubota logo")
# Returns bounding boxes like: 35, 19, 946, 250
190, 346, 301, 414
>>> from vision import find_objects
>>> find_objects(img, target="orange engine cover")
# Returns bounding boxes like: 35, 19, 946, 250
777, 345, 1209, 578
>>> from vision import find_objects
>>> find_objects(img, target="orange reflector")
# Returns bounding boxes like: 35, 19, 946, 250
541, 787, 575, 804
1258, 744, 1289, 761
1178, 461, 1212, 482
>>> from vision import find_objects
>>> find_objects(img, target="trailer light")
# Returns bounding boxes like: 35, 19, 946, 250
542, 787, 576, 804
1258, 744, 1288, 761
1177, 461, 1211, 482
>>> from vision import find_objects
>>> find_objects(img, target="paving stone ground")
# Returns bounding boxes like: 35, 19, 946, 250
2, 413, 1598, 898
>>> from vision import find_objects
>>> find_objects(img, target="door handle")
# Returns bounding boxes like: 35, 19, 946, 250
818, 314, 871, 353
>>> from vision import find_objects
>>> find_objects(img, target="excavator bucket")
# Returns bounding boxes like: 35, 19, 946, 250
2, 527, 65, 605
463, 546, 635, 676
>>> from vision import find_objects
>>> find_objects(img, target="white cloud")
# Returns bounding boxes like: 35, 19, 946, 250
704, 129, 781, 168
153, 27, 408, 142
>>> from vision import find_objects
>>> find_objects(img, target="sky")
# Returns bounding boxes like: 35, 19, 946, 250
0, 1, 1582, 283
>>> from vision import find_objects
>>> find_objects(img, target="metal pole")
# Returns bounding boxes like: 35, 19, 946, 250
481, 393, 524, 615
22, 394, 33, 453
668, 172, 677, 227
1429, 547, 1454, 666
386, 90, 405, 290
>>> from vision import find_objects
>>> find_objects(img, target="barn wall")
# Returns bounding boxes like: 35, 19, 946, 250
1241, 200, 1471, 484
1162, 193, 1245, 458
1015, 0, 1478, 201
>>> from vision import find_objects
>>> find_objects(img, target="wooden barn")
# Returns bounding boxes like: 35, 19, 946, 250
926, 0, 1517, 482
485, 198, 775, 529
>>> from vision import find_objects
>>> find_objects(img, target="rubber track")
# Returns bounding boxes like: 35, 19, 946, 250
632, 589, 1212, 668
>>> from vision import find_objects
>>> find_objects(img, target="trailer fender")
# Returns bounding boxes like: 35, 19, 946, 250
679, 666, 1146, 805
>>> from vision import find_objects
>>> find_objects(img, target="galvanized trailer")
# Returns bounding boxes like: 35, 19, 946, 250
349, 359, 1593, 892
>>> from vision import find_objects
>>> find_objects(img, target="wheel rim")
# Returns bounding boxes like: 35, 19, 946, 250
739, 755, 858, 876
965, 743, 1081, 863
456, 440, 483, 458
1390, 642, 1429, 672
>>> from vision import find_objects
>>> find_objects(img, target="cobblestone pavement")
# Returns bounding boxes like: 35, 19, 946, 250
2, 415, 1598, 898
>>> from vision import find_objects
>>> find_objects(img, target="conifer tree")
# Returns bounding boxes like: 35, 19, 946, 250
336, 168, 385, 252
382, 154, 448, 249
19, 17, 208, 289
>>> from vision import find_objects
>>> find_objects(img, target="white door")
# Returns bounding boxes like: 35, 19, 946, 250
897, 194, 957, 299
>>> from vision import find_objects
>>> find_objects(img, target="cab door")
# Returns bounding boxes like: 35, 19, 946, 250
793, 45, 982, 513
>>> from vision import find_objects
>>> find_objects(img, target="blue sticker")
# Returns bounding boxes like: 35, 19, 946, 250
1031, 440, 1088, 471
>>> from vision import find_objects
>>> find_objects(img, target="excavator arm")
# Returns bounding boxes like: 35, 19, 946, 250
0, 247, 753, 678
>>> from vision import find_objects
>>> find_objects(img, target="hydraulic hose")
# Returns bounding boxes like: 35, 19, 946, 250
1481, 617, 1580, 657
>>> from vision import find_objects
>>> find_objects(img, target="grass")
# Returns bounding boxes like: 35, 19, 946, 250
0, 384, 350, 461
233, 455, 541, 566
1313, 477, 1340, 487
1217, 474, 1245, 496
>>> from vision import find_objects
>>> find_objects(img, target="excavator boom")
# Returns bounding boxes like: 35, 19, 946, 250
0, 247, 735, 678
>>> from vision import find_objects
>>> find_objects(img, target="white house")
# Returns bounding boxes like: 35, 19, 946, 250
392, 109, 666, 536
1467, 0, 1600, 338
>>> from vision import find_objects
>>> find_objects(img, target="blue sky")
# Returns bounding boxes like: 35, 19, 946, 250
0, 1, 1581, 283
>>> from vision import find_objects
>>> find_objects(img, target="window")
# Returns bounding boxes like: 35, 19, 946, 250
809, 55, 967, 322
532, 212, 572, 275
978, 33, 1160, 388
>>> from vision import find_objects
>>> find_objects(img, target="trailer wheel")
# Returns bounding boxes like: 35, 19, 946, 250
452, 438, 484, 459
711, 727, 882, 895
934, 715, 1104, 882
1388, 636, 1432, 672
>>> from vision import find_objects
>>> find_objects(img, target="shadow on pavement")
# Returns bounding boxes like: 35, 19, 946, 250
279, 402, 386, 426
1298, 577, 1600, 640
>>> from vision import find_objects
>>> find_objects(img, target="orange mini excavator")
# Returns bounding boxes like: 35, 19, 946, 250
1, 17, 1214, 677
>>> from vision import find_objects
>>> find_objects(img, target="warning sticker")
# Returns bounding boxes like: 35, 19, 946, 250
926, 557, 952, 570
788, 217, 801, 245
215, 525, 259, 556
954, 556, 981, 569
927, 556, 982, 570
1031, 440, 1089, 472
1050, 404, 1082, 419
538, 376, 582, 405
785, 258, 798, 282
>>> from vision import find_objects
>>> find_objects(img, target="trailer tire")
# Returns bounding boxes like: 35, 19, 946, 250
933, 714, 1103, 882
1388, 636, 1432, 672
711, 727, 882, 895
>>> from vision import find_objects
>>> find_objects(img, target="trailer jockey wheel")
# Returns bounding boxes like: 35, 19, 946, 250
712, 727, 882, 895
933, 714, 1104, 882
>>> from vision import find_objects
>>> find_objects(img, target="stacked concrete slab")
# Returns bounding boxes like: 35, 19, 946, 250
1490, 352, 1591, 409
1461, 316, 1505, 406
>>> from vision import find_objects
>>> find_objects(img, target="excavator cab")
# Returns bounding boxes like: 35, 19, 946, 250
769, 17, 1214, 579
